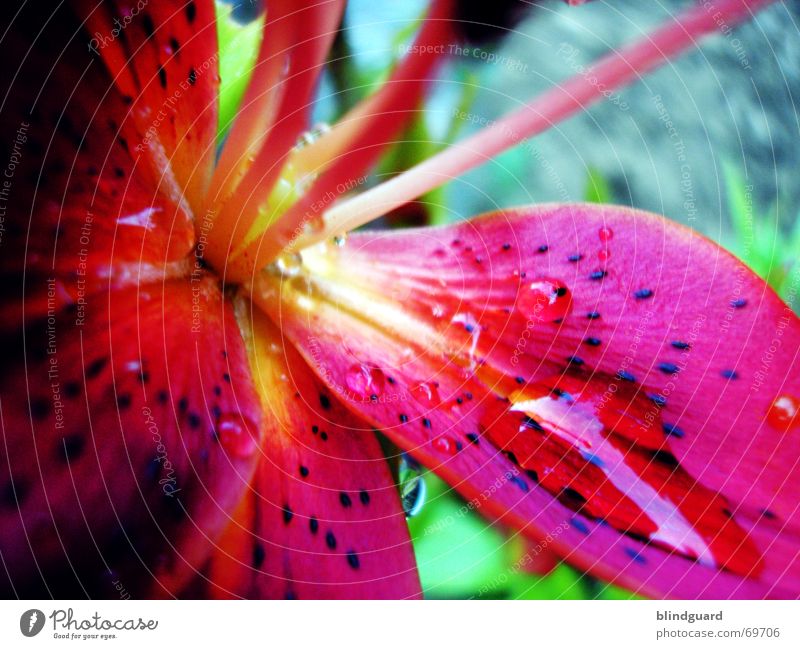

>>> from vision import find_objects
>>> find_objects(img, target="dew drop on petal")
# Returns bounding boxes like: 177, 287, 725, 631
398, 454, 426, 518
272, 252, 303, 278
217, 413, 259, 458
767, 394, 800, 431
517, 278, 572, 323
599, 226, 614, 242
431, 435, 457, 455
345, 363, 386, 399
411, 381, 441, 407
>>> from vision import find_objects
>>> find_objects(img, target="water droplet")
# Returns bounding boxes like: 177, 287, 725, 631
431, 304, 445, 319
431, 435, 457, 455
294, 122, 331, 150
398, 454, 426, 518
303, 215, 325, 236
345, 363, 385, 399
332, 233, 347, 248
517, 278, 572, 323
411, 381, 441, 407
767, 394, 800, 431
599, 226, 614, 242
217, 413, 259, 458
271, 252, 303, 278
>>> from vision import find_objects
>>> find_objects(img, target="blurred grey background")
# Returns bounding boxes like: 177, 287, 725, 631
341, 0, 800, 244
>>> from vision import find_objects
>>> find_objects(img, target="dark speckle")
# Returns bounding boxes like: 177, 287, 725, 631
624, 547, 646, 564
399, 414, 408, 423
658, 362, 679, 375
31, 397, 49, 420
586, 311, 601, 320
422, 418, 432, 429
86, 357, 107, 378
319, 394, 331, 410
538, 244, 549, 253
616, 370, 636, 383
571, 517, 589, 535
649, 393, 667, 407
170, 37, 180, 53
583, 337, 601, 347
309, 517, 319, 534
223, 373, 231, 383
282, 504, 293, 524
285, 590, 296, 600
178, 397, 189, 412
662, 423, 685, 438
731, 298, 747, 309
589, 270, 607, 280
141, 13, 155, 37
320, 432, 328, 441
566, 355, 584, 367
515, 376, 525, 385
60, 434, 85, 464
359, 490, 370, 505
522, 416, 544, 431
671, 341, 691, 350
157, 66, 167, 89
299, 465, 309, 478
185, 1, 197, 23
567, 253, 582, 262
339, 492, 352, 508
466, 432, 480, 445
721, 369, 739, 380
511, 475, 529, 492
346, 550, 360, 570
325, 530, 337, 549
187, 412, 202, 429
117, 393, 132, 409
157, 390, 169, 404
188, 68, 197, 85
760, 508, 777, 520
634, 288, 653, 299
252, 543, 265, 569
2, 477, 29, 507
502, 243, 511, 251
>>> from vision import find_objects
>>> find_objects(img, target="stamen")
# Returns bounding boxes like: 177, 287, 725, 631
286, 0, 776, 254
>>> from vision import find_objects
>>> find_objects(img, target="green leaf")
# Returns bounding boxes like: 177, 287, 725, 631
215, 1, 264, 141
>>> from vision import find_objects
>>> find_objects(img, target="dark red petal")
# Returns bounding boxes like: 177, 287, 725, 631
187, 308, 419, 599
0, 278, 262, 597
73, 0, 219, 207
254, 202, 800, 597
0, 4, 197, 328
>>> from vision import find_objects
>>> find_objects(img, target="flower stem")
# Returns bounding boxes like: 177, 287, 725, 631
293, 0, 777, 252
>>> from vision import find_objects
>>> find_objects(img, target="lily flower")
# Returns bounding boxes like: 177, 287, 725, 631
1, 0, 798, 599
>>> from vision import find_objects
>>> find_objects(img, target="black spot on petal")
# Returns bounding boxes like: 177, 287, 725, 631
346, 550, 360, 570
325, 530, 337, 549
662, 423, 685, 438
339, 492, 352, 508
309, 517, 319, 534
252, 543, 265, 569
658, 362, 679, 375
282, 504, 293, 524
589, 269, 607, 280
583, 337, 601, 347
731, 298, 747, 309
634, 288, 653, 300
359, 490, 370, 505
319, 394, 331, 410
60, 434, 85, 464
721, 369, 739, 380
